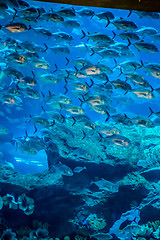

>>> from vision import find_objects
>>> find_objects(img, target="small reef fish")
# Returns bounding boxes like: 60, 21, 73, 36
93, 178, 119, 193
73, 166, 86, 173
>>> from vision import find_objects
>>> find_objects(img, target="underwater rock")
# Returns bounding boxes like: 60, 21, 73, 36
29, 227, 49, 238
140, 167, 160, 182
0, 164, 63, 190
1, 228, 17, 240
85, 213, 106, 230
0, 195, 3, 209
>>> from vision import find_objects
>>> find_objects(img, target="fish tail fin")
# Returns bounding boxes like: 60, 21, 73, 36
64, 86, 68, 94
148, 107, 154, 117
48, 90, 52, 100
28, 25, 32, 31
53, 64, 58, 73
41, 91, 45, 99
32, 71, 35, 78
98, 133, 103, 142
81, 30, 86, 39
105, 111, 110, 122
41, 105, 45, 112
150, 85, 154, 92
74, 66, 78, 75
90, 48, 95, 56
112, 31, 116, 39
78, 97, 84, 107
82, 130, 86, 140
10, 8, 17, 23
64, 78, 68, 90
25, 130, 28, 139
124, 113, 130, 119
50, 120, 55, 127
113, 58, 118, 70
105, 16, 110, 28
90, 14, 94, 19
127, 10, 132, 17
44, 43, 48, 52
140, 60, 144, 68
65, 70, 70, 78
61, 114, 65, 123
36, 8, 41, 19
72, 117, 76, 126
127, 38, 131, 47
118, 67, 123, 77
89, 79, 94, 88
33, 125, 37, 134
65, 57, 70, 66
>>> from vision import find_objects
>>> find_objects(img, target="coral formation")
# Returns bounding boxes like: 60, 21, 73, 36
1, 193, 34, 215
85, 213, 106, 231
18, 193, 34, 215
1, 229, 17, 240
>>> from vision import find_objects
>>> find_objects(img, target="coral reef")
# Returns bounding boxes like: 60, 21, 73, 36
1, 193, 34, 215
1, 229, 17, 240
18, 193, 34, 215
85, 213, 106, 231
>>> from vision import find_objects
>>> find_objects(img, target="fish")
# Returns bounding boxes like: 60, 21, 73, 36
98, 126, 120, 136
96, 49, 121, 58
136, 27, 158, 36
22, 88, 39, 99
32, 58, 50, 69
132, 116, 154, 128
62, 20, 80, 28
5, 52, 27, 64
19, 6, 40, 16
17, 75, 37, 88
0, 125, 8, 135
132, 40, 159, 53
64, 105, 85, 115
111, 113, 133, 126
106, 134, 131, 146
91, 233, 113, 240
96, 11, 114, 20
49, 45, 70, 54
71, 148, 93, 161
106, 18, 138, 30
131, 10, 160, 19
3, 67, 23, 79
54, 162, 73, 176
118, 31, 140, 41
142, 62, 160, 79
132, 88, 154, 99
1, 94, 23, 106
32, 27, 52, 37
77, 8, 94, 17
81, 30, 115, 44
73, 166, 86, 173
119, 60, 142, 73
111, 79, 132, 92
93, 178, 119, 193
53, 32, 73, 42
125, 73, 151, 88
56, 7, 76, 18
2, 22, 31, 33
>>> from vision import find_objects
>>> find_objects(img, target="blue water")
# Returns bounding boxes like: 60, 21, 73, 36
0, 1, 159, 170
